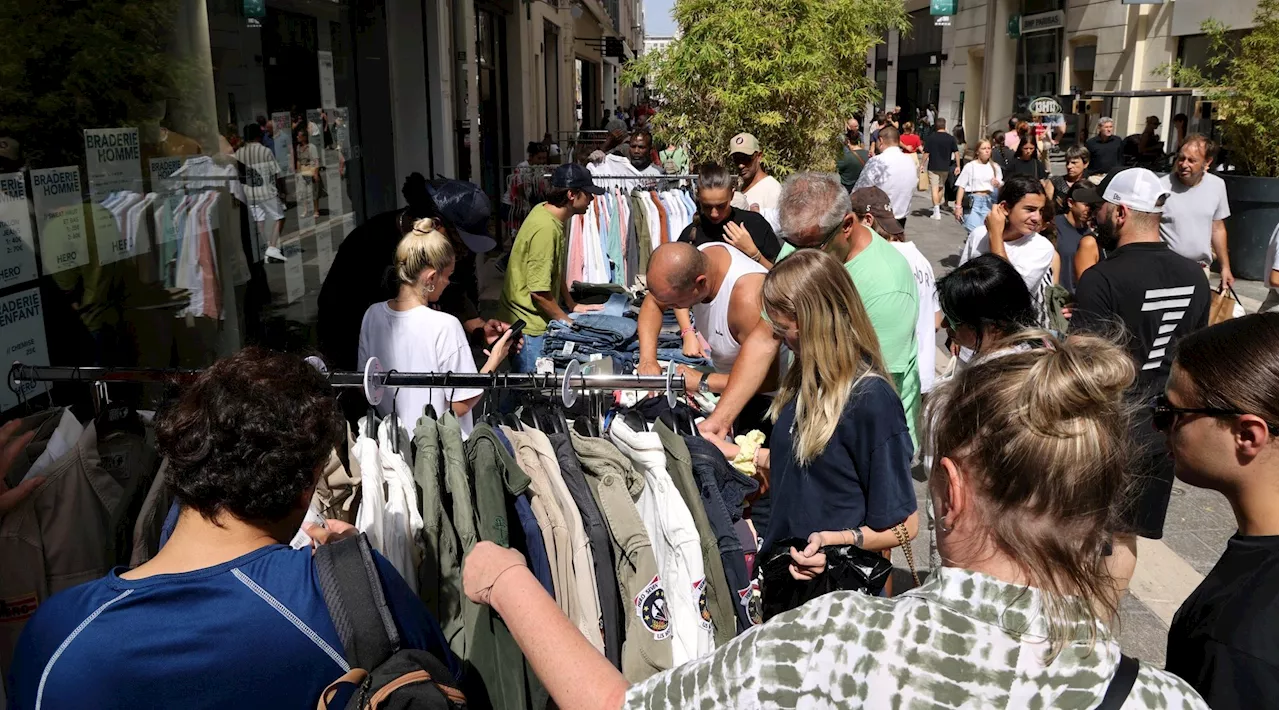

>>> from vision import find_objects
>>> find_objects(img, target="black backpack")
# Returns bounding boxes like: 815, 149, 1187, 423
314, 533, 466, 710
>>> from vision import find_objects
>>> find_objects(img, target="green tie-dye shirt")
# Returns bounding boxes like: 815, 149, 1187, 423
623, 567, 1207, 709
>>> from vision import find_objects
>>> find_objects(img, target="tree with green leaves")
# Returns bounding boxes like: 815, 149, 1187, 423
625, 0, 907, 176
1158, 0, 1278, 177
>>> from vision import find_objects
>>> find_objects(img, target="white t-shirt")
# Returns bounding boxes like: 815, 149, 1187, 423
590, 153, 663, 190
742, 175, 782, 212
959, 226, 1055, 296
955, 160, 1003, 193
1158, 172, 1230, 264
853, 146, 918, 219
891, 241, 940, 394
357, 302, 484, 437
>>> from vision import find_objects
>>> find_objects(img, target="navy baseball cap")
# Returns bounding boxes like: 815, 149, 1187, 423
426, 180, 497, 253
552, 163, 606, 195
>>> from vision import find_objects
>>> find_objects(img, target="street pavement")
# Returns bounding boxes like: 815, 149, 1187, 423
892, 188, 1259, 666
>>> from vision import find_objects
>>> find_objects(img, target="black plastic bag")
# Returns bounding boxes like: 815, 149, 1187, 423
758, 537, 893, 622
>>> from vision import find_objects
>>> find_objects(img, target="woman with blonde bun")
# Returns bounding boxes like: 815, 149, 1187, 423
358, 217, 513, 436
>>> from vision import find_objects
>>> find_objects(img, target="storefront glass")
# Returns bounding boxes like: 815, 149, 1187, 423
1, 0, 381, 414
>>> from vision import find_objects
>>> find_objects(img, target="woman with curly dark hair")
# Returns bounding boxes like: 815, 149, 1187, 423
7, 348, 452, 710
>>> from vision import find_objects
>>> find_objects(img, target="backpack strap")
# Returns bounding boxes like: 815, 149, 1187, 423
314, 533, 401, 670
1095, 653, 1139, 710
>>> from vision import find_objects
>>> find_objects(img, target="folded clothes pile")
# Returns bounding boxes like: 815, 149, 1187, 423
544, 286, 711, 372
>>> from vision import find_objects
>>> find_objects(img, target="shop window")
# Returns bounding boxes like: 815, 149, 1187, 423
0, 0, 373, 413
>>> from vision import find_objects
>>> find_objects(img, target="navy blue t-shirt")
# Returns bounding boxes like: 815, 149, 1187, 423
7, 545, 454, 710
760, 375, 917, 554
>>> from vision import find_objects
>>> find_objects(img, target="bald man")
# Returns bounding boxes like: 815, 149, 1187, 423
636, 242, 773, 397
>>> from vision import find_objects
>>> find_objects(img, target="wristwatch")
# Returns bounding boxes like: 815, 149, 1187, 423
698, 377, 711, 395
847, 527, 864, 548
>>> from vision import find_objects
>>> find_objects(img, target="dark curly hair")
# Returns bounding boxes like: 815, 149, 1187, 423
156, 348, 344, 523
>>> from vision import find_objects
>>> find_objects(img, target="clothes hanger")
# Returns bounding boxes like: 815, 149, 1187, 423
93, 380, 144, 438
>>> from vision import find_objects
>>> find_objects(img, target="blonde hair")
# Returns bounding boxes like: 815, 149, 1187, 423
763, 250, 888, 465
925, 329, 1136, 658
974, 138, 993, 161
394, 217, 455, 288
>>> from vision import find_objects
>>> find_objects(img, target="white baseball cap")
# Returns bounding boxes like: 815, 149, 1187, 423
1093, 167, 1170, 213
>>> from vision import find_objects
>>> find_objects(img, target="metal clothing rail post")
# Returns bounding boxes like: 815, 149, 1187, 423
8, 364, 685, 394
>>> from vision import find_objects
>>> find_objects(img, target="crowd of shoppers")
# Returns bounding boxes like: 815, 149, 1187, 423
5, 99, 1275, 710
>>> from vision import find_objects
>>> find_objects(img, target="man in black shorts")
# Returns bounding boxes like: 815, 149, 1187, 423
1070, 168, 1210, 574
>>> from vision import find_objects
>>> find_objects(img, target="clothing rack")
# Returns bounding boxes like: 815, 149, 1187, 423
8, 361, 685, 401
501, 169, 700, 180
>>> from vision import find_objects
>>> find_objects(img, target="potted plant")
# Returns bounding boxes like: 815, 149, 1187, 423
1160, 0, 1278, 281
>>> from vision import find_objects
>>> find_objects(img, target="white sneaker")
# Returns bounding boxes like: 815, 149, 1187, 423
930, 209, 942, 220
265, 246, 286, 263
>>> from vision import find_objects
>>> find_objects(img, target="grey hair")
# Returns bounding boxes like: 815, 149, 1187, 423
778, 172, 851, 242
1099, 117, 1115, 126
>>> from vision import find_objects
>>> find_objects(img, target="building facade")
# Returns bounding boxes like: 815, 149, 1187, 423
0, 0, 641, 413
869, 0, 1259, 148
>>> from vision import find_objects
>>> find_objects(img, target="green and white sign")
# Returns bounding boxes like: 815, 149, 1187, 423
930, 0, 956, 15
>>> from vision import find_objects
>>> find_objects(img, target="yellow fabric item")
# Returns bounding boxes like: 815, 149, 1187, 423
731, 430, 766, 477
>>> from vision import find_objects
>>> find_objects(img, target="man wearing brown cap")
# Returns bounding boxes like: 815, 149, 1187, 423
852, 186, 941, 395
729, 133, 781, 216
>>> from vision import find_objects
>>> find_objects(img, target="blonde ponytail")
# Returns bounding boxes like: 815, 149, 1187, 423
394, 217, 455, 289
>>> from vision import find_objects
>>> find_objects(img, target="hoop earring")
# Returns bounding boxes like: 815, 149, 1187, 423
425, 282, 436, 294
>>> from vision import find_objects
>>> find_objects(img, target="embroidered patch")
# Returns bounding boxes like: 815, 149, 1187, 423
693, 578, 712, 631
738, 579, 762, 626
634, 575, 670, 640
0, 593, 38, 624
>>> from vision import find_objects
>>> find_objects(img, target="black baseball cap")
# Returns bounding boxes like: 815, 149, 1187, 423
552, 163, 606, 195
427, 180, 497, 253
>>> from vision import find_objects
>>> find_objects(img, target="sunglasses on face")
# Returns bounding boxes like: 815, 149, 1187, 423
782, 217, 844, 252
1149, 394, 1279, 434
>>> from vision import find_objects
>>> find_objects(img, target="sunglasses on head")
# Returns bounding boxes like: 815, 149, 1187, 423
1148, 394, 1279, 434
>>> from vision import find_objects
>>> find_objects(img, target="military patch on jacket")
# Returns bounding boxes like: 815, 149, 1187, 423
0, 593, 38, 624
693, 578, 713, 631
738, 579, 762, 626
634, 575, 670, 640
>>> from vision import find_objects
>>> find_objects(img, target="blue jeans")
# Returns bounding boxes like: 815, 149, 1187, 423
513, 333, 547, 373
963, 194, 994, 234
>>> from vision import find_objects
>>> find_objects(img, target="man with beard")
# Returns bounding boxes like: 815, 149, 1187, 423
1070, 168, 1210, 583
589, 130, 664, 188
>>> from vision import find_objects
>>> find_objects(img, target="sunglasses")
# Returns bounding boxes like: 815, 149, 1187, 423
1149, 394, 1278, 434
782, 216, 845, 252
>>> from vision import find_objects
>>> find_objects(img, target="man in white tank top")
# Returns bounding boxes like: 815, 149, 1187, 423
636, 242, 772, 395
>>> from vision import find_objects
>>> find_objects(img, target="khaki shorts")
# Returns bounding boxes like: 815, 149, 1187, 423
928, 170, 949, 190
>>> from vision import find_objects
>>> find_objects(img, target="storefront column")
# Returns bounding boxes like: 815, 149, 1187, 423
884, 29, 900, 110
982, 0, 1016, 130
425, 0, 458, 177
387, 0, 433, 186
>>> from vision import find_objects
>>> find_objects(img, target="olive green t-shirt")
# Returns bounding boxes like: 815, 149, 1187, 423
777, 237, 921, 447
496, 203, 566, 336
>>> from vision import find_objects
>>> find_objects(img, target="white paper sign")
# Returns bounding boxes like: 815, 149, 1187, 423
296, 173, 316, 233
0, 288, 51, 411
0, 173, 39, 287
284, 239, 305, 303
148, 157, 184, 245
84, 127, 143, 265
29, 166, 89, 275
272, 111, 294, 176
327, 165, 344, 215
318, 51, 337, 109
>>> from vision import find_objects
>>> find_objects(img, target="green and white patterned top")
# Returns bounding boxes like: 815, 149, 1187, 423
623, 567, 1207, 709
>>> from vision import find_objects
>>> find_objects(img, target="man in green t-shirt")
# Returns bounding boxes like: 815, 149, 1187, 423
497, 163, 604, 372
700, 172, 922, 450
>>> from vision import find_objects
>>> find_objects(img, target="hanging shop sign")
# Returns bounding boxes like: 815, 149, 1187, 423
1029, 96, 1063, 116
30, 166, 89, 275
84, 127, 144, 265
1021, 10, 1065, 35
1007, 14, 1021, 39
930, 0, 956, 15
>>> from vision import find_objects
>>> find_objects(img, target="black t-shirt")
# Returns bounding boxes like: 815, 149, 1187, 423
316, 209, 480, 371
1052, 214, 1089, 295
677, 208, 781, 262
1011, 156, 1047, 180
1086, 135, 1125, 174
1070, 241, 1210, 394
1166, 534, 1279, 709
922, 132, 959, 171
